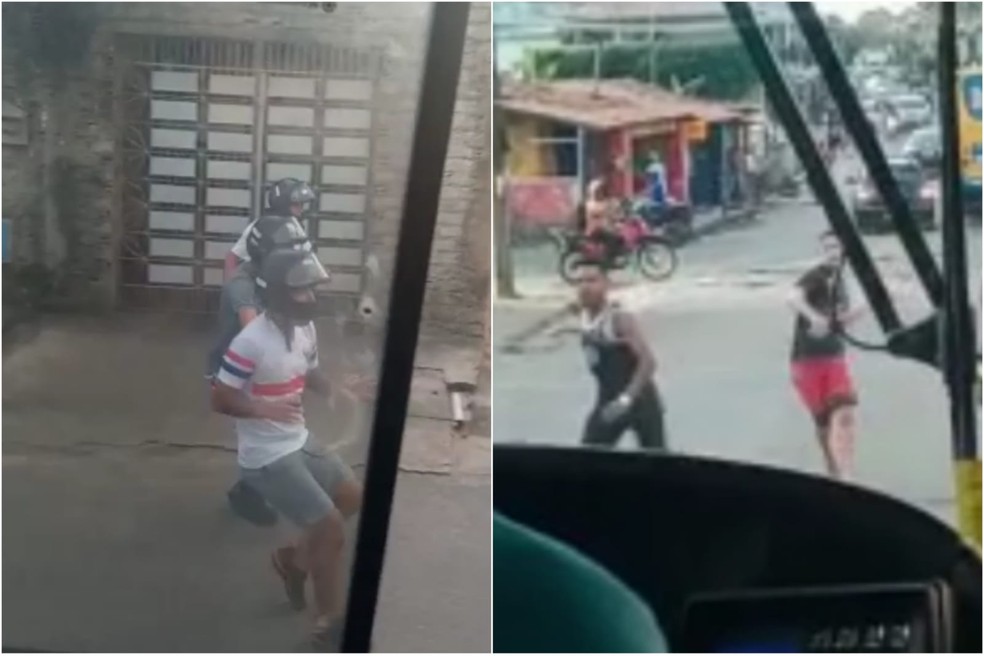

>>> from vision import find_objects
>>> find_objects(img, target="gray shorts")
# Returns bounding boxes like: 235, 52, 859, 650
240, 442, 355, 527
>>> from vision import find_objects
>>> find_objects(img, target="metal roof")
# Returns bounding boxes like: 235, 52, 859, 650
498, 78, 744, 130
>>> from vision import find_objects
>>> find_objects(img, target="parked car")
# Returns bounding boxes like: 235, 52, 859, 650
861, 97, 889, 134
851, 157, 938, 234
902, 127, 943, 172
886, 94, 933, 131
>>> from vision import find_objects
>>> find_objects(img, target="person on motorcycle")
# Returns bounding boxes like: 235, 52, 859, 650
211, 247, 362, 650
210, 215, 314, 527
583, 177, 625, 262
644, 151, 670, 208
638, 151, 694, 236
576, 260, 666, 449
224, 178, 317, 281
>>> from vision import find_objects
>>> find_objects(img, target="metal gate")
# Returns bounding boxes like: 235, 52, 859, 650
116, 35, 380, 312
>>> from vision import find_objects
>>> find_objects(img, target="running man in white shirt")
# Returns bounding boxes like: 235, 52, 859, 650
211, 248, 362, 650
224, 178, 315, 280
211, 214, 313, 526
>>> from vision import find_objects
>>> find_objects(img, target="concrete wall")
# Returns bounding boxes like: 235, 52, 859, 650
420, 1, 492, 343
4, 2, 490, 344
1, 34, 119, 306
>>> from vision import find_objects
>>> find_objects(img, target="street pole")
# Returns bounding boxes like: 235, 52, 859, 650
649, 8, 657, 85
493, 40, 517, 299
936, 2, 980, 550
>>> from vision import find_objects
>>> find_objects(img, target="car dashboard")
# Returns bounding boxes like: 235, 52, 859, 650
494, 446, 981, 653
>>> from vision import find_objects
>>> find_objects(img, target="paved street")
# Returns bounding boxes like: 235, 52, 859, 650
495, 191, 981, 526
2, 317, 490, 653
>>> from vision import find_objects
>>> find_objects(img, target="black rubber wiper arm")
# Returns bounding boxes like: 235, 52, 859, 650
936, 3, 978, 464
788, 2, 945, 309
725, 2, 903, 336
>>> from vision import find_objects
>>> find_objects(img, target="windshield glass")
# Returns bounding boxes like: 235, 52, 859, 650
894, 96, 928, 108
909, 129, 940, 146
2, 3, 491, 652
493, 1, 981, 531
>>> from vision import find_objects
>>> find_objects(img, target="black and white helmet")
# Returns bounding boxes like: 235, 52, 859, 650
256, 248, 331, 323
244, 215, 312, 266
266, 178, 316, 216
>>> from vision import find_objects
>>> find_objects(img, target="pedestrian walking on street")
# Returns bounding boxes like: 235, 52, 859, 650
211, 248, 363, 650
575, 260, 667, 450
787, 231, 866, 480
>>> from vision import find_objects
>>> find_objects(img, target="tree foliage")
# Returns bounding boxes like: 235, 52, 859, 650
851, 3, 982, 83
520, 41, 760, 101
823, 15, 863, 66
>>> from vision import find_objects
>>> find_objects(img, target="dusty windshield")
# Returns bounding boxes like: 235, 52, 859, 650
493, 1, 981, 529
3, 2, 491, 652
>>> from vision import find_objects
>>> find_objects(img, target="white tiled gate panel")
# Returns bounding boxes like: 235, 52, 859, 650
263, 73, 374, 296
137, 65, 373, 296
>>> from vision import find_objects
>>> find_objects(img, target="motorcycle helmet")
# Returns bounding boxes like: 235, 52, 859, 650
256, 248, 330, 326
266, 178, 316, 217
244, 215, 312, 266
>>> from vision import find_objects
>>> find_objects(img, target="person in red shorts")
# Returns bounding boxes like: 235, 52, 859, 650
787, 231, 866, 480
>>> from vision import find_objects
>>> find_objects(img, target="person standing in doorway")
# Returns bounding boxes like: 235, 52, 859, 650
576, 260, 666, 450
787, 231, 866, 480
211, 248, 362, 649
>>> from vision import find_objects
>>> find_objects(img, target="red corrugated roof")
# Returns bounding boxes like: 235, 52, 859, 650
499, 78, 743, 130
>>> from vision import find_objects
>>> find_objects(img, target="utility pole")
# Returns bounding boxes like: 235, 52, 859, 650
493, 41, 517, 299
648, 7, 658, 85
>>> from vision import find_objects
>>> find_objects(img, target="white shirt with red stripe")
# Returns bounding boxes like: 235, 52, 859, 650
216, 313, 319, 468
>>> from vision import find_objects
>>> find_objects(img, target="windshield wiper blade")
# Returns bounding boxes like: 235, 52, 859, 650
936, 4, 978, 466
787, 3, 945, 310
725, 3, 903, 337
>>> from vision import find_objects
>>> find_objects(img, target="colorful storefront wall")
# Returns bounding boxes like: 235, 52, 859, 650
503, 114, 579, 230
690, 124, 724, 208
505, 177, 580, 231
626, 121, 693, 204
685, 121, 747, 209
502, 111, 748, 230
505, 116, 555, 177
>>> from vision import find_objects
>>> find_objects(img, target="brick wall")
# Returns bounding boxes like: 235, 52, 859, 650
4, 2, 491, 344
420, 1, 492, 344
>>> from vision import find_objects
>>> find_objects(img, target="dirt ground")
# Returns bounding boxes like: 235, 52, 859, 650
2, 314, 490, 652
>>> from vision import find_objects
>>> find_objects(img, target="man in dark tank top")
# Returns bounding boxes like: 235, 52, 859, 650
575, 261, 666, 450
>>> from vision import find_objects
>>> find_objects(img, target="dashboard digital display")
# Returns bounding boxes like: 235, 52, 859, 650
715, 634, 801, 653
680, 583, 950, 653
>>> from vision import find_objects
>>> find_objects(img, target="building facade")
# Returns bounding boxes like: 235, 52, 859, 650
2, 2, 490, 344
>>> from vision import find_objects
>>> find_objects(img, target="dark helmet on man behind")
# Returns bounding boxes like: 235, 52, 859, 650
256, 248, 330, 326
266, 178, 316, 216
244, 215, 312, 266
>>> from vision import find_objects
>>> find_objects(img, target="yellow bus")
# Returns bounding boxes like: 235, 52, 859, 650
960, 66, 982, 212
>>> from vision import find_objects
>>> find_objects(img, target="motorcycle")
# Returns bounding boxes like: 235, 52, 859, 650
557, 215, 678, 285
627, 197, 696, 246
